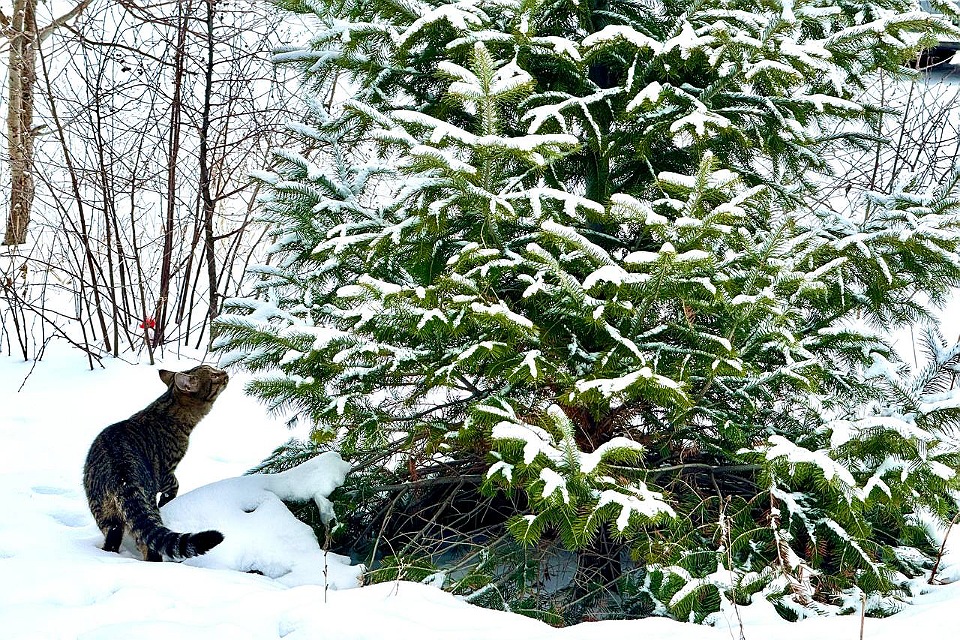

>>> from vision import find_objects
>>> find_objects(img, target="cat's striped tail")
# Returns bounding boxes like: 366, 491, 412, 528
118, 482, 223, 560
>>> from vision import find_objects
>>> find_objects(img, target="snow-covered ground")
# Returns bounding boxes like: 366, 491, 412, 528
2, 340, 960, 639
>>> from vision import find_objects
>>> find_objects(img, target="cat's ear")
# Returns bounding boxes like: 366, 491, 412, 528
159, 370, 175, 386
173, 372, 200, 393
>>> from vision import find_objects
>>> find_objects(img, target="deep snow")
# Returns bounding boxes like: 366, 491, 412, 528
2, 340, 960, 639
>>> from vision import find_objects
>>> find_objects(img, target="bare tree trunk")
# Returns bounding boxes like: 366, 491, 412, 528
2, 1, 91, 246
3, 0, 38, 246
200, 0, 219, 329
153, 0, 190, 349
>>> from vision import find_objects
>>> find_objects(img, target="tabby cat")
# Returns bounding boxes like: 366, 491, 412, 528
83, 364, 229, 561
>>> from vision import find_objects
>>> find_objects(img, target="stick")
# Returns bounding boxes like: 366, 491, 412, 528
929, 509, 960, 584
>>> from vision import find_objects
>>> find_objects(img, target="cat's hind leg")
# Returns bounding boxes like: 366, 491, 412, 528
136, 536, 162, 561
157, 474, 179, 508
101, 521, 124, 553
138, 542, 162, 562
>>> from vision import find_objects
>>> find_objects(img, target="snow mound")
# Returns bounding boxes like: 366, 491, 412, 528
161, 452, 364, 589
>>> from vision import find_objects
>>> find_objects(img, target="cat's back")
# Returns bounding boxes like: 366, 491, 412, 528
83, 413, 165, 490
83, 419, 137, 490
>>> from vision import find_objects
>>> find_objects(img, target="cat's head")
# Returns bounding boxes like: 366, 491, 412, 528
158, 365, 229, 402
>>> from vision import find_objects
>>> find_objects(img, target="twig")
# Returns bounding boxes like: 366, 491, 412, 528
711, 473, 745, 640
323, 524, 331, 604
368, 490, 406, 567
3, 286, 105, 367
371, 474, 483, 494
859, 591, 866, 640
399, 480, 463, 556
645, 463, 762, 477
17, 337, 51, 392
928, 509, 960, 584
720, 496, 746, 640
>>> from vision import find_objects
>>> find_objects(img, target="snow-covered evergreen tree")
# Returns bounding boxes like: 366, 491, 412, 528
216, 0, 960, 623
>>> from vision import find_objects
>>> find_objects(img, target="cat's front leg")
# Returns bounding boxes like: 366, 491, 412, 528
158, 475, 179, 507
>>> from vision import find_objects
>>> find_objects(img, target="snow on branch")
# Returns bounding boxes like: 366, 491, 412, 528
396, 1, 486, 49
595, 484, 675, 531
762, 435, 858, 494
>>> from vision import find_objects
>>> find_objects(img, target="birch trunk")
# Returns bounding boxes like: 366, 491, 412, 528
2, 1, 91, 245
3, 0, 37, 246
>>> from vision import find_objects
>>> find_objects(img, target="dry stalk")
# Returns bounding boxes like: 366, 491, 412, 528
928, 509, 960, 585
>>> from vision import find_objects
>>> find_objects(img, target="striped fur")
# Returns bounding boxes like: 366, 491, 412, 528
83, 365, 228, 561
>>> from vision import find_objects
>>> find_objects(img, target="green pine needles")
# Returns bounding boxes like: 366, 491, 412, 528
216, 0, 960, 625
